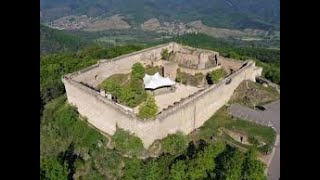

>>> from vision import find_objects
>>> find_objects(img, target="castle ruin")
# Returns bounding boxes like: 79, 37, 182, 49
62, 42, 262, 148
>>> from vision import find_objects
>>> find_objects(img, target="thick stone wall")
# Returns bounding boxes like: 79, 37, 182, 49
163, 61, 179, 81
153, 60, 223, 76
68, 42, 239, 89
70, 42, 176, 88
219, 56, 244, 74
179, 65, 222, 75
63, 57, 261, 148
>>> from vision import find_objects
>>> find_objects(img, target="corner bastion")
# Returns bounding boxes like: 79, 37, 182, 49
62, 42, 262, 148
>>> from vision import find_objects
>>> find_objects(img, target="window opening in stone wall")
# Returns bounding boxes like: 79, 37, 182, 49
226, 78, 232, 85
215, 54, 218, 65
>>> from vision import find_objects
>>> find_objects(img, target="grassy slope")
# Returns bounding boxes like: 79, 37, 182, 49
194, 106, 276, 153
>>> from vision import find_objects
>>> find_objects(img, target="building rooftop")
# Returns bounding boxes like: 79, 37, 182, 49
143, 72, 175, 89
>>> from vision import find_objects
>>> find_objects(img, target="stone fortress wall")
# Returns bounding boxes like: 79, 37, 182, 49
63, 42, 262, 148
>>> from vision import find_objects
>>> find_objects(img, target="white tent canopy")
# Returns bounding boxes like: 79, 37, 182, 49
143, 72, 175, 89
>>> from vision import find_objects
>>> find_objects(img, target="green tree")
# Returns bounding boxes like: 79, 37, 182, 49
242, 148, 266, 180
40, 157, 69, 180
131, 63, 145, 80
219, 148, 245, 180
92, 150, 122, 178
162, 132, 188, 155
265, 67, 280, 84
143, 160, 161, 180
99, 77, 122, 97
138, 94, 158, 119
118, 88, 136, 106
128, 78, 147, 106
157, 154, 176, 179
161, 48, 169, 60
122, 158, 143, 180
187, 142, 226, 180
169, 160, 188, 180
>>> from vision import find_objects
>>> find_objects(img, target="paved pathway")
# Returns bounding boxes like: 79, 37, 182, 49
228, 100, 280, 180
228, 100, 280, 134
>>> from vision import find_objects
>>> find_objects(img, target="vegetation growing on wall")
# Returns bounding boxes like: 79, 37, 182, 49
195, 73, 204, 85
208, 68, 227, 84
131, 62, 145, 79
161, 48, 169, 60
138, 94, 158, 119
176, 69, 204, 86
145, 65, 163, 75
98, 63, 147, 107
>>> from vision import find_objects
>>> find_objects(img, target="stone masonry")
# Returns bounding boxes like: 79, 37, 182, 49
62, 42, 262, 148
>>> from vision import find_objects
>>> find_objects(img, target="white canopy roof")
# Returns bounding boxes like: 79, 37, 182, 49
143, 72, 175, 89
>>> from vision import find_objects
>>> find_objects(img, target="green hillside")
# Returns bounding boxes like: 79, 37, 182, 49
40, 0, 279, 30
40, 24, 89, 54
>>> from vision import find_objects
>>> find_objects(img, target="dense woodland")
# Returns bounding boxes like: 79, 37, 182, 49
41, 96, 266, 179
40, 27, 278, 179
40, 24, 91, 54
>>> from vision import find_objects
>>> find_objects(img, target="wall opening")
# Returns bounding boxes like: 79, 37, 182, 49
225, 78, 232, 85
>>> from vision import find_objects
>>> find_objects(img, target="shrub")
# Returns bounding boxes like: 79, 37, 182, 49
138, 95, 158, 119
161, 132, 188, 155
98, 70, 147, 108
161, 48, 169, 60
40, 157, 69, 180
98, 75, 123, 97
195, 73, 204, 85
131, 63, 145, 80
112, 129, 144, 156
259, 144, 272, 155
145, 65, 162, 75
176, 69, 203, 86
209, 69, 226, 83
248, 136, 260, 146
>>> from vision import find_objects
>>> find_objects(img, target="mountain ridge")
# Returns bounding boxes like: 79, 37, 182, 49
40, 0, 279, 31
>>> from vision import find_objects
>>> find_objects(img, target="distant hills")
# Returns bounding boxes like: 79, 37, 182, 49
40, 24, 89, 54
40, 0, 279, 31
